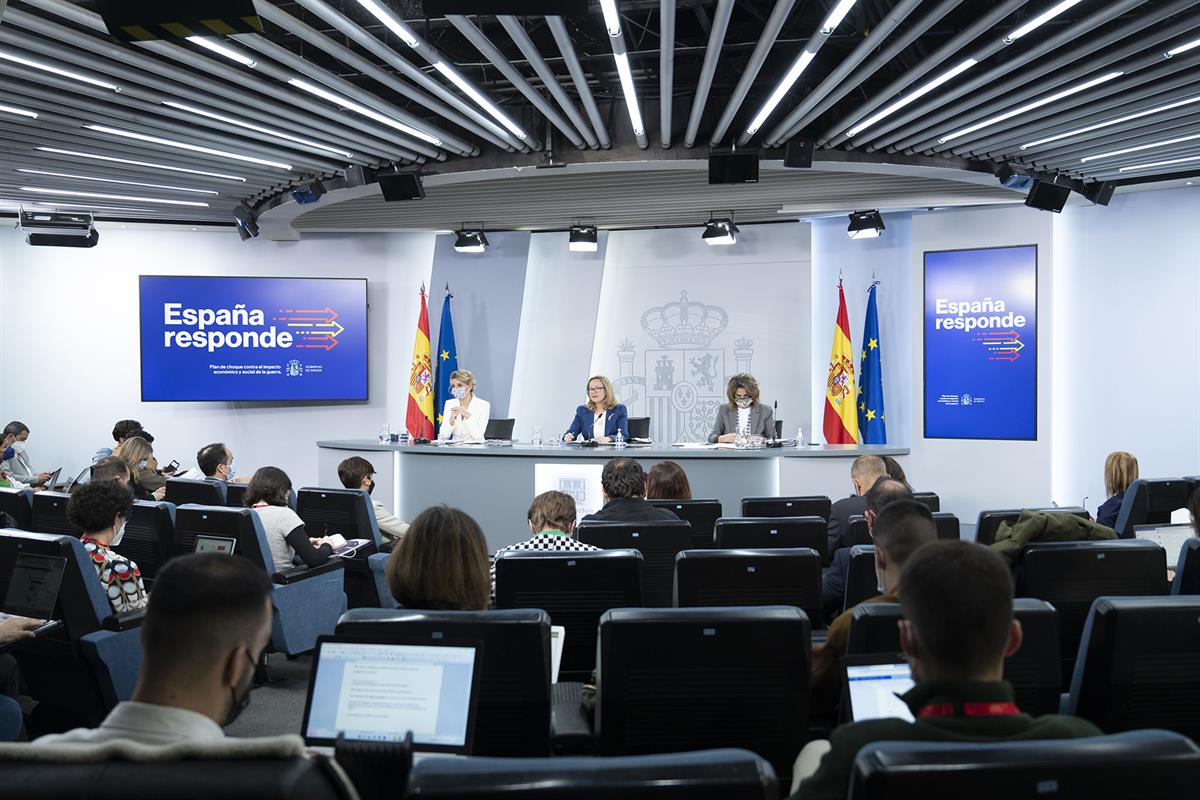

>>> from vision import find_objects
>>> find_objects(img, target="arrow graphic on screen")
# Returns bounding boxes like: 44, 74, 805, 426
974, 330, 1024, 362
273, 307, 344, 349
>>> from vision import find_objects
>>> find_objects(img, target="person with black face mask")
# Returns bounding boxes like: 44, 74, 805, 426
337, 456, 409, 548
35, 553, 273, 746
66, 480, 147, 614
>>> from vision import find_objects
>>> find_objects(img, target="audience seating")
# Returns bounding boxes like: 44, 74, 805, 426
1113, 478, 1194, 538
483, 418, 515, 440
30, 491, 81, 537
844, 513, 958, 548
931, 511, 960, 541
849, 730, 1200, 800
741, 496, 831, 521
173, 505, 345, 656
596, 606, 810, 783
112, 500, 175, 586
494, 548, 643, 682
336, 608, 552, 757
674, 548, 822, 623
224, 482, 248, 508
843, 516, 872, 549
1173, 538, 1200, 595
974, 507, 1088, 546
578, 520, 692, 608
713, 517, 827, 560
845, 599, 1062, 716
648, 499, 722, 550
405, 748, 778, 799
0, 530, 144, 726
295, 487, 383, 608
911, 491, 940, 512
0, 487, 33, 531
1066, 596, 1200, 740
1016, 540, 1167, 682
627, 417, 651, 439
843, 545, 879, 613
164, 478, 227, 507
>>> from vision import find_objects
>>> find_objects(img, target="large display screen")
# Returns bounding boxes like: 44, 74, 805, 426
139, 275, 368, 402
924, 246, 1037, 440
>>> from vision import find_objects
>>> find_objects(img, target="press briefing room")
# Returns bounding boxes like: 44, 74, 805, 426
0, 0, 1198, 796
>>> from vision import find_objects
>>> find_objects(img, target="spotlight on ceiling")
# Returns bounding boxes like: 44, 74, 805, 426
19, 208, 99, 248
233, 203, 259, 241
454, 226, 489, 254
290, 180, 326, 205
847, 209, 885, 239
995, 164, 1033, 192
702, 214, 739, 246
569, 223, 598, 253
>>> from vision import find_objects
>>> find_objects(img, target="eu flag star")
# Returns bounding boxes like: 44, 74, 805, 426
866, 409, 877, 420
436, 414, 444, 423
440, 350, 450, 360
868, 338, 878, 350
861, 350, 867, 361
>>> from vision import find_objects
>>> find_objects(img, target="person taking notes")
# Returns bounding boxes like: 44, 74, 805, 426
438, 369, 491, 443
564, 375, 628, 443
709, 373, 776, 443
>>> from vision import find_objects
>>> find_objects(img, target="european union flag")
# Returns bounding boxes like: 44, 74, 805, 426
858, 283, 887, 444
434, 286, 459, 426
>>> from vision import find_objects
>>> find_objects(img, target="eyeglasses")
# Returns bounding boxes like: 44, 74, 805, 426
588, 386, 605, 393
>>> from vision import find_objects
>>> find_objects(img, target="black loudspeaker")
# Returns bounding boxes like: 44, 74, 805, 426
424, 0, 587, 13
1083, 181, 1116, 206
378, 173, 426, 202
26, 230, 100, 248
708, 153, 759, 185
784, 140, 815, 168
1024, 180, 1071, 213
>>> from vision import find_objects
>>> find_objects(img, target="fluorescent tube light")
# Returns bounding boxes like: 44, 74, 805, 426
431, 61, 527, 139
0, 50, 120, 91
20, 187, 211, 207
163, 101, 354, 159
35, 147, 247, 182
599, 0, 622, 36
288, 78, 442, 146
186, 36, 258, 68
939, 71, 1123, 143
747, 50, 817, 135
356, 0, 420, 47
847, 58, 977, 137
1117, 154, 1200, 172
1165, 37, 1200, 58
0, 103, 38, 119
16, 169, 219, 195
612, 51, 644, 136
84, 124, 293, 170
1003, 0, 1083, 44
1081, 132, 1200, 163
820, 0, 858, 35
1020, 95, 1200, 150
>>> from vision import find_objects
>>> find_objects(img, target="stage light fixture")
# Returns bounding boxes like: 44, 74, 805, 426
454, 227, 489, 254
290, 180, 326, 205
995, 165, 1033, 191
702, 216, 739, 246
847, 209, 885, 239
233, 203, 259, 240
569, 224, 598, 252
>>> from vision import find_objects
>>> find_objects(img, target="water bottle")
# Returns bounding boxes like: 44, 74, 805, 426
531, 425, 544, 447
378, 423, 390, 444
795, 426, 805, 446
735, 429, 748, 449
614, 429, 626, 449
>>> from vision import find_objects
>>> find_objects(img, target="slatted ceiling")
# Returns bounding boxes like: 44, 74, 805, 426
291, 167, 1021, 231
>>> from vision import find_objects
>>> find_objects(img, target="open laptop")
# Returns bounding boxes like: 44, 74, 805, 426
1, 553, 67, 635
43, 468, 62, 491
1134, 523, 1195, 569
301, 637, 482, 753
194, 535, 237, 556
843, 654, 916, 722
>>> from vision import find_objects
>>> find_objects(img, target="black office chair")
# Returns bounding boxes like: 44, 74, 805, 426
336, 608, 552, 756
405, 748, 778, 800
846, 599, 1061, 716
974, 507, 1088, 546
741, 495, 831, 521
843, 545, 878, 613
912, 492, 940, 512
675, 548, 822, 623
578, 520, 692, 608
494, 549, 643, 682
713, 516, 827, 560
932, 512, 960, 541
648, 499, 722, 550
295, 487, 383, 608
1173, 538, 1200, 595
849, 730, 1200, 800
627, 417, 651, 439
0, 487, 33, 530
1066, 596, 1200, 739
112, 500, 175, 586
596, 606, 810, 784
843, 515, 872, 548
1114, 478, 1194, 538
484, 418, 515, 440
224, 482, 248, 508
30, 491, 80, 536
1016, 540, 1167, 683
164, 478, 227, 507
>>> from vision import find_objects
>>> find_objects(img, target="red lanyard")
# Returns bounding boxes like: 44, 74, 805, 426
919, 702, 1021, 719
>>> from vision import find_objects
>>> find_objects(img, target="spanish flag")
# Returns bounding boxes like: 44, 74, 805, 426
823, 281, 860, 445
406, 286, 435, 440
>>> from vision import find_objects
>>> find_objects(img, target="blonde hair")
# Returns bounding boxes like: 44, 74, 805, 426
585, 374, 618, 412
1104, 451, 1139, 497
449, 369, 476, 388
114, 436, 153, 471
726, 373, 761, 408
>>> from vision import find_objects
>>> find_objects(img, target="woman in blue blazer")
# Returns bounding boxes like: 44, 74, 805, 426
563, 375, 629, 443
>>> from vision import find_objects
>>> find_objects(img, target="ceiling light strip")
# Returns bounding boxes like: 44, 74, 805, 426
163, 101, 353, 159
287, 78, 442, 146
16, 168, 219, 195
20, 186, 211, 207
186, 36, 258, 68
1117, 153, 1200, 172
846, 58, 976, 137
1020, 94, 1200, 150
0, 49, 121, 91
84, 124, 293, 170
35, 147, 247, 182
0, 103, 38, 119
1080, 132, 1200, 163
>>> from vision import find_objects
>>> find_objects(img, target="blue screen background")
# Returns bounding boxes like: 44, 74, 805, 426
924, 246, 1037, 440
139, 275, 368, 402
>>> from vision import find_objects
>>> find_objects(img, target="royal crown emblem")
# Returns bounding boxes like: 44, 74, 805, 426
641, 291, 728, 350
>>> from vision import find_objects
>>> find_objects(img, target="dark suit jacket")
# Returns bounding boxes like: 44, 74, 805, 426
565, 403, 629, 441
708, 404, 777, 443
581, 497, 680, 524
1096, 492, 1124, 528
827, 494, 867, 561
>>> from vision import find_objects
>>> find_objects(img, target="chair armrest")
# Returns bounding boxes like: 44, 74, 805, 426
273, 558, 345, 584
102, 608, 147, 631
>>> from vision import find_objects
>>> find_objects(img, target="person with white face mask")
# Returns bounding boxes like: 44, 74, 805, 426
437, 369, 491, 443
1, 421, 51, 488
67, 480, 148, 614
708, 373, 777, 443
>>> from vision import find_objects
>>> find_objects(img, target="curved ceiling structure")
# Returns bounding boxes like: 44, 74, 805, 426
0, 1, 1196, 231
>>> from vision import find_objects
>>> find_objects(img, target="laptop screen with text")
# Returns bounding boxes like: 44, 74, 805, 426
846, 660, 915, 722
1134, 524, 1195, 570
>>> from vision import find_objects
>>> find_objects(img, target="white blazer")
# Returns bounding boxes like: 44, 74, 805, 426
438, 397, 491, 442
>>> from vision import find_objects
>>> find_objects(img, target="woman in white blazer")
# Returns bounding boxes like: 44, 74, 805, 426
438, 369, 491, 442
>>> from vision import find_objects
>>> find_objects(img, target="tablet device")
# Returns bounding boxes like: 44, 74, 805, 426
843, 654, 915, 722
43, 468, 62, 490
302, 637, 482, 752
194, 535, 237, 555
3, 553, 66, 621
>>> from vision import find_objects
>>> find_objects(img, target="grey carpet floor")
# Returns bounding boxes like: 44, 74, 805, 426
224, 653, 313, 739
